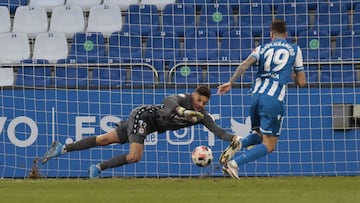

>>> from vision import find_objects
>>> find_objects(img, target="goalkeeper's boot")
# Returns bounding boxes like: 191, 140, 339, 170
222, 160, 240, 179
42, 141, 63, 164
219, 137, 242, 164
89, 164, 102, 178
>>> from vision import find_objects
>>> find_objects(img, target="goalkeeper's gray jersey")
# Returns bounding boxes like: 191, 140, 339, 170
144, 93, 233, 142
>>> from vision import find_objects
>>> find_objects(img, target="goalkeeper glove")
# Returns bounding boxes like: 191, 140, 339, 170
176, 106, 204, 123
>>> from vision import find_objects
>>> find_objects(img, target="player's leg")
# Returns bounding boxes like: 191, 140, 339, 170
223, 95, 282, 179
42, 129, 120, 164
220, 95, 261, 164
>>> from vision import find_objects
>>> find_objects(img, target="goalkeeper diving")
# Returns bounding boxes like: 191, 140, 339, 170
42, 85, 240, 178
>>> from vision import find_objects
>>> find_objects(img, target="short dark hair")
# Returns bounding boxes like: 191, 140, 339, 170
270, 19, 287, 34
196, 85, 211, 99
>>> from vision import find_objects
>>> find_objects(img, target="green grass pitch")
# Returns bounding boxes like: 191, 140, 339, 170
1, 177, 360, 203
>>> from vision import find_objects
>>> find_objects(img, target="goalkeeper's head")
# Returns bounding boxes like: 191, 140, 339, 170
192, 85, 211, 112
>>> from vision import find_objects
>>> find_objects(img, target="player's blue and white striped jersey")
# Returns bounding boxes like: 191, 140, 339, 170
250, 38, 304, 102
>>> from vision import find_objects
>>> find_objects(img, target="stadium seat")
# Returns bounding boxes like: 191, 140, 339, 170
175, 0, 212, 10
352, 4, 360, 34
162, 3, 196, 37
141, 0, 176, 11
0, 32, 30, 64
143, 31, 181, 82
86, 4, 123, 38
276, 3, 309, 36
108, 31, 142, 63
0, 6, 11, 33
49, 5, 85, 39
129, 65, 158, 85
332, 31, 360, 60
305, 65, 319, 83
320, 64, 356, 83
206, 65, 238, 84
238, 3, 273, 37
29, 0, 65, 12
12, 6, 49, 39
219, 29, 254, 61
169, 65, 203, 84
66, 0, 102, 11
91, 58, 127, 87
68, 32, 106, 63
312, 2, 350, 36
16, 59, 52, 87
216, 0, 250, 10
0, 68, 14, 86
102, 0, 138, 11
122, 4, 160, 36
32, 32, 68, 63
198, 3, 234, 36
55, 57, 88, 87
0, 0, 27, 14
182, 29, 218, 61
297, 30, 332, 61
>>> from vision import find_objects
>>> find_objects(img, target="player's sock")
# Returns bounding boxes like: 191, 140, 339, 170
64, 136, 97, 152
241, 132, 263, 148
234, 143, 269, 166
99, 154, 128, 170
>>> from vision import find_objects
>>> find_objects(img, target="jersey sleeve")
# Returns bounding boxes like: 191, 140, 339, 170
293, 46, 304, 72
250, 46, 261, 62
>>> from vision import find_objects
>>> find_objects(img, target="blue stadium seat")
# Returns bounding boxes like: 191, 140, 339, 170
55, 57, 88, 87
238, 3, 273, 37
162, 3, 196, 37
216, 0, 250, 10
108, 31, 142, 63
312, 2, 350, 36
69, 32, 106, 63
182, 29, 218, 61
91, 58, 127, 87
16, 59, 52, 87
306, 65, 319, 83
320, 64, 356, 83
297, 30, 332, 61
206, 65, 237, 84
219, 29, 254, 61
175, 0, 214, 10
122, 4, 160, 36
0, 0, 27, 14
352, 4, 360, 34
169, 65, 203, 84
198, 4, 234, 36
276, 3, 309, 36
287, 0, 317, 10
129, 65, 158, 85
143, 31, 181, 82
333, 31, 360, 60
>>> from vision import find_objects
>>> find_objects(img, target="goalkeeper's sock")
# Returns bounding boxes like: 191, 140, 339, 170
99, 154, 128, 170
64, 136, 97, 152
234, 143, 269, 166
241, 132, 263, 148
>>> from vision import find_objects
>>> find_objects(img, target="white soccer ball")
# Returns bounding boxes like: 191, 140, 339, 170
191, 145, 213, 167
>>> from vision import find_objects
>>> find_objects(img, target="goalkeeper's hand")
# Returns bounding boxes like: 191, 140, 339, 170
176, 106, 204, 123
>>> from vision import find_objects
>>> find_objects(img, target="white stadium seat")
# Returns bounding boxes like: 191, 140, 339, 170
32, 32, 68, 63
0, 6, 11, 33
49, 5, 85, 39
66, 0, 102, 11
29, 0, 65, 12
102, 0, 139, 11
141, 0, 176, 11
0, 32, 30, 64
12, 6, 49, 39
86, 4, 123, 38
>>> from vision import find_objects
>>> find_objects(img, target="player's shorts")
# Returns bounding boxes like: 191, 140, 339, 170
250, 93, 284, 137
115, 106, 158, 144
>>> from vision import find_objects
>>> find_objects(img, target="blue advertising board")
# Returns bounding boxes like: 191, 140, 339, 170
0, 87, 359, 178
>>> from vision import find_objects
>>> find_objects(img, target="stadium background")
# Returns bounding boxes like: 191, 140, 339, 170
0, 0, 359, 178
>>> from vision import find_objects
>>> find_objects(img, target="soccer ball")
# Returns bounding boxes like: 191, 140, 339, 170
191, 145, 213, 167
